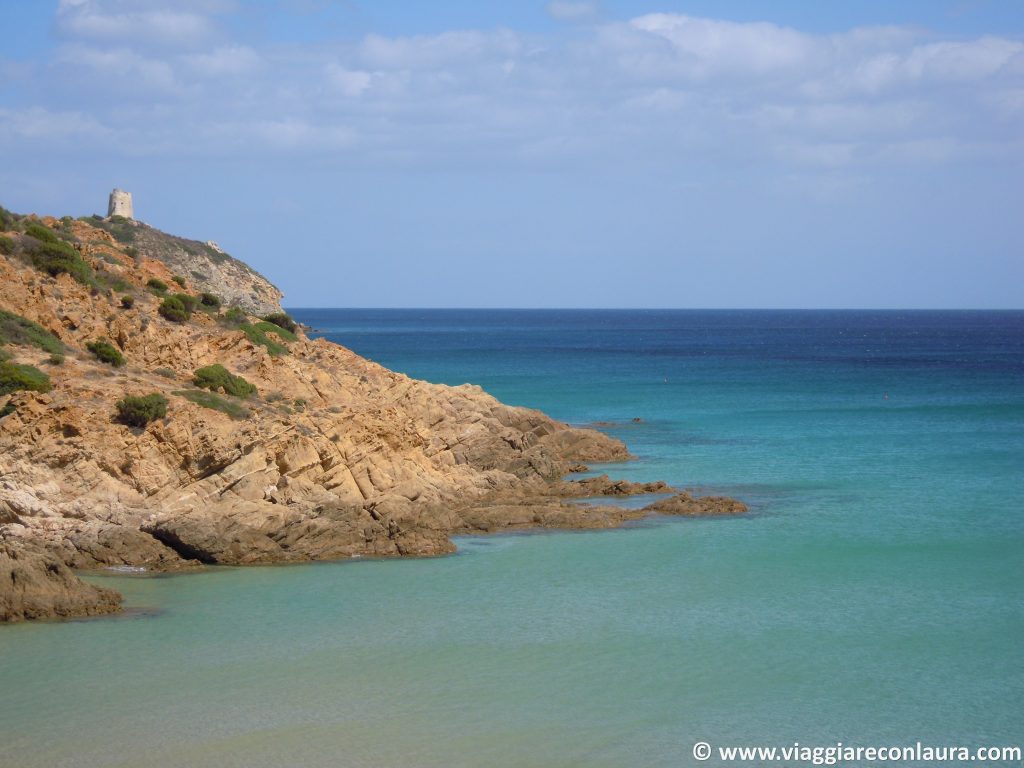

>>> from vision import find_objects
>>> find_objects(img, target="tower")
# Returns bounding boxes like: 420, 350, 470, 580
107, 188, 133, 219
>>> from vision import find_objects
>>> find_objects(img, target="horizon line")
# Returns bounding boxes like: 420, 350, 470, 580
283, 306, 1024, 312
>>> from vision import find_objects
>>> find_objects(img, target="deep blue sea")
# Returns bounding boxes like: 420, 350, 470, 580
1, 310, 1022, 767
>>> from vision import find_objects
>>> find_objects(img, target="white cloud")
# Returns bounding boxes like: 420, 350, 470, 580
325, 64, 373, 97
808, 34, 1024, 97
53, 44, 182, 92
904, 37, 1022, 81
8, 7, 1022, 169
628, 13, 819, 77
0, 107, 110, 143
56, 0, 220, 47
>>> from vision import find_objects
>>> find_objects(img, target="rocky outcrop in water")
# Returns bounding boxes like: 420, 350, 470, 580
0, 210, 745, 623
643, 492, 749, 517
0, 540, 121, 622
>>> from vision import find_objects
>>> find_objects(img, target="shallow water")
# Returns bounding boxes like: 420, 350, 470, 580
2, 310, 1022, 767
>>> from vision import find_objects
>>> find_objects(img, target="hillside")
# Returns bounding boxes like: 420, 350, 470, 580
84, 214, 283, 316
0, 205, 744, 623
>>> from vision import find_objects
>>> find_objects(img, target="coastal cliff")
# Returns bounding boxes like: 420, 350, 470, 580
0, 207, 745, 623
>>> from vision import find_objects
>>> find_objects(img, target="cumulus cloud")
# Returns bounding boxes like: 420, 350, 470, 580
627, 13, 819, 77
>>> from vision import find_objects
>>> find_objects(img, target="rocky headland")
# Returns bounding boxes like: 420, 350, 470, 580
0, 206, 746, 623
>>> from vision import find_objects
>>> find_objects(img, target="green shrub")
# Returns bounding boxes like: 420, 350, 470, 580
48, 353, 64, 365
146, 278, 168, 293
239, 321, 294, 356
267, 321, 296, 341
86, 340, 126, 367
0, 310, 65, 354
0, 361, 52, 395
120, 295, 135, 309
153, 367, 176, 379
55, 221, 77, 243
262, 312, 298, 334
26, 240, 95, 286
24, 223, 59, 244
125, 246, 139, 260
0, 206, 14, 231
219, 307, 247, 327
192, 363, 256, 398
200, 292, 221, 309
114, 393, 168, 427
158, 296, 189, 323
95, 216, 136, 244
172, 293, 199, 313
172, 275, 186, 288
173, 389, 249, 420
0, 235, 14, 255
0, 403, 15, 420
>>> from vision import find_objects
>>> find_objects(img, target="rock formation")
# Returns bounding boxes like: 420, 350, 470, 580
0, 208, 746, 623
127, 222, 282, 315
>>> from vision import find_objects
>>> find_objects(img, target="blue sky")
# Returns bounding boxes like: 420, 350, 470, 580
1, 0, 1022, 308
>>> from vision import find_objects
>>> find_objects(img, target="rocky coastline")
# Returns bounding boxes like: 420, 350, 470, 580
0, 210, 746, 624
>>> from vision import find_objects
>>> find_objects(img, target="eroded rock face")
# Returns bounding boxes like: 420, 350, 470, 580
0, 215, 746, 623
129, 221, 283, 316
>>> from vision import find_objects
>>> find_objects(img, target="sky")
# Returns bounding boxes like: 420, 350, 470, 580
1, 1, 1022, 308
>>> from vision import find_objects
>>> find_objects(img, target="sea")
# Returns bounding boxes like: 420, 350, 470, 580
1, 309, 1022, 768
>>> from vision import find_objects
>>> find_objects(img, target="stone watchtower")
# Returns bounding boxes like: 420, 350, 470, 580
107, 188, 133, 219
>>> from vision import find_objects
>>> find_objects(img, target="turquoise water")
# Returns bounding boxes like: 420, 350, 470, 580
2, 310, 1022, 767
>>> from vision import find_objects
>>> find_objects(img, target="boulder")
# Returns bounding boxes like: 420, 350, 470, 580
0, 540, 121, 622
